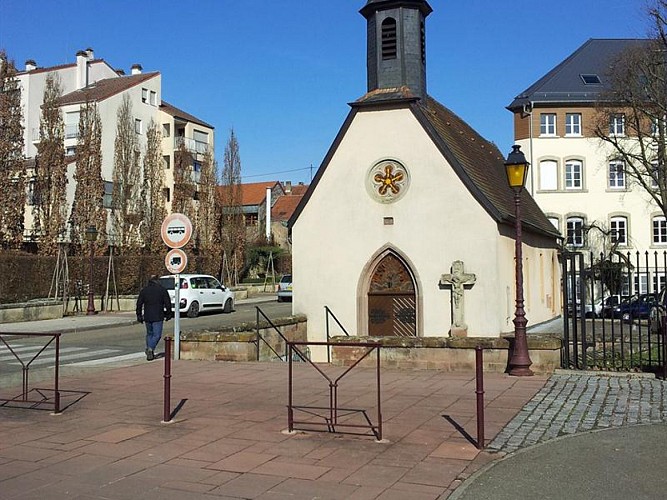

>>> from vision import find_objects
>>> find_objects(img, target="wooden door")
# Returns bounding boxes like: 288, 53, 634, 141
368, 254, 416, 337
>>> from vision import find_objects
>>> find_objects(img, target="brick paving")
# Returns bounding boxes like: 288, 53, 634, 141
488, 371, 667, 454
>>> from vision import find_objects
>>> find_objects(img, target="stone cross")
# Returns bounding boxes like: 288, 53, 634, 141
439, 260, 476, 335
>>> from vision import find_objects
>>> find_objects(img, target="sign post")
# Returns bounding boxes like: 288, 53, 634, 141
161, 214, 192, 360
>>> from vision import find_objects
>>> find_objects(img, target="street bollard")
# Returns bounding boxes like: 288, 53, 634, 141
163, 336, 172, 423
475, 345, 485, 449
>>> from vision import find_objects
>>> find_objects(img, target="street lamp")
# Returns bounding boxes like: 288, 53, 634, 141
84, 225, 98, 315
504, 145, 533, 376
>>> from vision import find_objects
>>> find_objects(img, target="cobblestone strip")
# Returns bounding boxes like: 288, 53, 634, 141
488, 373, 667, 453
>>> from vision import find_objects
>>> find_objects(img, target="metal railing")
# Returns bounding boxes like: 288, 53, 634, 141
0, 332, 62, 413
287, 340, 382, 440
324, 306, 350, 363
255, 306, 306, 362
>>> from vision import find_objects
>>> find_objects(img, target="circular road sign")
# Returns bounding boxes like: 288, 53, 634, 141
165, 248, 188, 274
161, 213, 192, 249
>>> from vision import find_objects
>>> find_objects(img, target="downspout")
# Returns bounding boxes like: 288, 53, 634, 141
527, 101, 535, 196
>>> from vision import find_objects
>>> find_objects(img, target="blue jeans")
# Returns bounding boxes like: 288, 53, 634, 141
145, 321, 164, 350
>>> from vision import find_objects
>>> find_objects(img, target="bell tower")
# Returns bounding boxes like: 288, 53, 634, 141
360, 0, 432, 100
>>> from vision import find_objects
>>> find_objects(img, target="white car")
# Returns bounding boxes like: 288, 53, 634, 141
277, 274, 292, 302
158, 274, 234, 318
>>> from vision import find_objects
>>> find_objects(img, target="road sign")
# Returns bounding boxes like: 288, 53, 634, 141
165, 249, 188, 274
161, 213, 192, 249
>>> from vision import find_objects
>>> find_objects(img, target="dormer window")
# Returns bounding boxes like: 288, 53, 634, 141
381, 18, 397, 60
581, 74, 601, 85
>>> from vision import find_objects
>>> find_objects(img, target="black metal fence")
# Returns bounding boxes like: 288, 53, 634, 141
562, 250, 667, 376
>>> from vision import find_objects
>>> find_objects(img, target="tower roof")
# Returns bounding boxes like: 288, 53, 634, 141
360, 0, 432, 18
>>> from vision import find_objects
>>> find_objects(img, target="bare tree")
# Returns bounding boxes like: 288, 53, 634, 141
172, 141, 196, 219
219, 129, 245, 283
594, 2, 667, 217
0, 50, 25, 249
70, 101, 106, 251
197, 148, 219, 253
111, 94, 142, 251
34, 72, 68, 254
139, 118, 165, 253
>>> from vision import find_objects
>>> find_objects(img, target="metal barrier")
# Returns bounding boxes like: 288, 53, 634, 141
324, 306, 350, 363
0, 332, 62, 413
255, 306, 293, 361
287, 340, 382, 440
475, 346, 485, 449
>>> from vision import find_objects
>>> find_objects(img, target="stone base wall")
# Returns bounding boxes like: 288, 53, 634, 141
179, 315, 308, 362
330, 335, 562, 374
0, 300, 63, 323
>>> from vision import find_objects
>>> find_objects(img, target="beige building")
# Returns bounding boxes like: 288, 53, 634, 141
14, 49, 213, 245
289, 0, 561, 361
508, 39, 659, 296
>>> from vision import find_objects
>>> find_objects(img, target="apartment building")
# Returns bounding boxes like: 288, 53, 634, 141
507, 38, 661, 295
14, 49, 214, 244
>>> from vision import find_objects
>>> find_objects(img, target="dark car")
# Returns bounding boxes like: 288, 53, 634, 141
608, 293, 657, 322
649, 288, 667, 333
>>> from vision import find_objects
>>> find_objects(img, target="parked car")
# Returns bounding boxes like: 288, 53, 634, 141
586, 295, 623, 319
277, 274, 292, 302
649, 288, 667, 334
158, 274, 234, 318
607, 293, 657, 322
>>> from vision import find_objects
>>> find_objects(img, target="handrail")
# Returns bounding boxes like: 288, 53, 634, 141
0, 332, 62, 413
324, 306, 350, 363
255, 306, 291, 361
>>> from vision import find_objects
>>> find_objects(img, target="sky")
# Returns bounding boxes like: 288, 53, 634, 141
0, 0, 653, 185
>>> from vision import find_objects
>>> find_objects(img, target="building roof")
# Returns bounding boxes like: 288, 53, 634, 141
507, 38, 650, 110
16, 59, 110, 76
289, 95, 560, 240
360, 0, 432, 17
271, 193, 305, 222
56, 72, 159, 106
218, 181, 283, 207
160, 100, 214, 129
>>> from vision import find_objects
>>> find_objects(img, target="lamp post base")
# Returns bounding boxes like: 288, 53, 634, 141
86, 292, 97, 315
508, 365, 534, 376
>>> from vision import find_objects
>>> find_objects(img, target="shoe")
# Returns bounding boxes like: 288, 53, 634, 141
146, 348, 154, 361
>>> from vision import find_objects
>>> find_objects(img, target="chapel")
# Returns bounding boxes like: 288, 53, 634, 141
289, 0, 561, 360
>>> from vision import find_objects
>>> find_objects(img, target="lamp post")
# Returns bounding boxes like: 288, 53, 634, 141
504, 145, 533, 376
84, 225, 98, 315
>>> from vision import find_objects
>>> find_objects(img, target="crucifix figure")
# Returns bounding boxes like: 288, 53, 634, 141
439, 260, 476, 336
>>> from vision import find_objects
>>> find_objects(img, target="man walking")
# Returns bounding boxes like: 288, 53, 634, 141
136, 275, 172, 361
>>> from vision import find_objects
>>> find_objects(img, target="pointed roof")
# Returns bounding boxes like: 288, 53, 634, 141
271, 192, 307, 222
218, 181, 284, 207
507, 38, 650, 110
289, 96, 559, 240
57, 72, 159, 106
360, 0, 432, 17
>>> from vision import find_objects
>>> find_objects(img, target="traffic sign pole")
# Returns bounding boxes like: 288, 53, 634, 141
174, 274, 181, 359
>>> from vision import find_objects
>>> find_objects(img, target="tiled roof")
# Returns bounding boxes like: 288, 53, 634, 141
289, 184, 308, 196
17, 59, 108, 76
56, 72, 159, 106
508, 38, 650, 110
160, 100, 214, 129
218, 181, 282, 207
271, 194, 304, 221
290, 96, 559, 240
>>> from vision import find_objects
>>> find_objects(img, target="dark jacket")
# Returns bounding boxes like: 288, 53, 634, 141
136, 279, 172, 322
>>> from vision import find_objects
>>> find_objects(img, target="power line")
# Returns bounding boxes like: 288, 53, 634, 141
241, 166, 312, 180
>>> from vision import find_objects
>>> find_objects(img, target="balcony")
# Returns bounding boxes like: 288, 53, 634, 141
175, 136, 209, 155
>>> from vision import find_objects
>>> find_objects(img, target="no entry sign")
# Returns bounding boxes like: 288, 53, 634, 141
161, 213, 192, 249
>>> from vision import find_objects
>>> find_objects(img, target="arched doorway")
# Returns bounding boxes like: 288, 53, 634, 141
367, 253, 417, 337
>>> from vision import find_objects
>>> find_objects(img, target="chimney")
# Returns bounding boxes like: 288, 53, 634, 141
116, 68, 126, 76
76, 50, 88, 89
265, 187, 272, 240
25, 59, 37, 72
85, 47, 94, 60
131, 64, 142, 75
284, 181, 292, 194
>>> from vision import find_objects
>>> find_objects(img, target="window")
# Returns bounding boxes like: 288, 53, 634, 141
134, 119, 142, 134
581, 74, 601, 85
540, 113, 557, 136
565, 113, 582, 136
103, 181, 113, 209
633, 274, 649, 294
141, 88, 148, 103
610, 216, 628, 245
651, 162, 659, 188
608, 160, 625, 189
548, 217, 560, 231
653, 216, 667, 244
66, 146, 76, 156
565, 160, 583, 189
163, 187, 171, 202
26, 179, 38, 206
381, 18, 397, 60
150, 91, 157, 106
162, 123, 171, 138
539, 160, 558, 190
163, 155, 170, 169
653, 274, 667, 294
65, 111, 80, 139
566, 217, 585, 247
193, 130, 209, 154
610, 114, 625, 136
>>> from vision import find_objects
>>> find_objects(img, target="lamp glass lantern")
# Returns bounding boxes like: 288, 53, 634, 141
84, 225, 98, 243
504, 145, 529, 191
